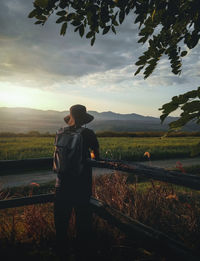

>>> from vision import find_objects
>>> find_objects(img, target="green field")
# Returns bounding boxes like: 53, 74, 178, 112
0, 136, 199, 161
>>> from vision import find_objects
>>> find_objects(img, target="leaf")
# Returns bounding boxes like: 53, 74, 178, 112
34, 20, 44, 24
34, 0, 48, 9
91, 36, 96, 46
185, 90, 198, 98
56, 11, 67, 16
86, 31, 94, 38
181, 101, 200, 113
160, 113, 168, 124
134, 66, 144, 76
119, 10, 125, 24
112, 19, 119, 26
56, 16, 66, 24
135, 59, 145, 66
112, 26, 116, 34
79, 24, 84, 37
181, 51, 187, 57
36, 15, 47, 21
103, 26, 110, 35
71, 20, 82, 26
28, 9, 38, 18
66, 13, 76, 21
60, 22, 67, 36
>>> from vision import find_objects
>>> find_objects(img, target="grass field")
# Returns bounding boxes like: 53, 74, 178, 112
0, 136, 199, 161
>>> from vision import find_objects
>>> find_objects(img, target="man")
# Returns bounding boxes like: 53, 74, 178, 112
53, 104, 99, 260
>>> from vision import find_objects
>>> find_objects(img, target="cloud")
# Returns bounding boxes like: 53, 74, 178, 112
0, 0, 200, 97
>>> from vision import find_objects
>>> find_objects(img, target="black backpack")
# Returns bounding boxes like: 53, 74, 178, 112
53, 127, 85, 178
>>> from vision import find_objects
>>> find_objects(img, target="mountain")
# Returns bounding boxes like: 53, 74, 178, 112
0, 107, 199, 133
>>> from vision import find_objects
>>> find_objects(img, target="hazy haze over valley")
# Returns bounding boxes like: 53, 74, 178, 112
0, 107, 199, 133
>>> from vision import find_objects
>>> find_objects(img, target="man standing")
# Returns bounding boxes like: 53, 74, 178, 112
53, 104, 99, 260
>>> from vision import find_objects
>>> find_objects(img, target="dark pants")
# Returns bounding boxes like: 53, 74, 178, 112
54, 187, 93, 258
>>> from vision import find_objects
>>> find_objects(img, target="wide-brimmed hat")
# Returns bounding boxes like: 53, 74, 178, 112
64, 104, 94, 126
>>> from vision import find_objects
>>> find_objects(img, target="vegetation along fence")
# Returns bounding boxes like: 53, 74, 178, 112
0, 158, 200, 260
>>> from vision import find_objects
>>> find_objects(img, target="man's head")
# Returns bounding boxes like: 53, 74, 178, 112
64, 104, 94, 126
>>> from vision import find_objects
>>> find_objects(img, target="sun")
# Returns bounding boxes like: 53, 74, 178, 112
0, 88, 34, 107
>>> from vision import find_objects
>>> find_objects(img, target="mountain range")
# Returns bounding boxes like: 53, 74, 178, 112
0, 107, 199, 133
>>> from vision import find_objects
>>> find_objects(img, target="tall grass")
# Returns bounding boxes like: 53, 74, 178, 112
1, 172, 200, 259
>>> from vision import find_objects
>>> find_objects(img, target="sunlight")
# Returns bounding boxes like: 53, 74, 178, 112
0, 88, 33, 107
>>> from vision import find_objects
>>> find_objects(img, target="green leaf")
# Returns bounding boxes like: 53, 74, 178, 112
119, 10, 125, 24
91, 36, 96, 46
56, 11, 67, 16
102, 26, 110, 35
79, 24, 84, 37
112, 19, 119, 26
134, 66, 144, 76
66, 13, 76, 21
135, 59, 145, 66
71, 20, 82, 26
160, 113, 168, 124
185, 90, 198, 98
56, 16, 66, 24
34, 20, 44, 24
112, 26, 116, 34
181, 101, 200, 113
86, 31, 94, 38
28, 9, 38, 18
34, 0, 48, 9
36, 15, 47, 21
60, 22, 67, 36
181, 51, 187, 57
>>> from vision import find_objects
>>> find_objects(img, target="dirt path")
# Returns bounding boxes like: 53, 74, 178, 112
1, 157, 200, 189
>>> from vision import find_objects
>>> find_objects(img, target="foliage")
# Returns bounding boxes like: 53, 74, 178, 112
28, 0, 200, 129
0, 136, 200, 161
28, 0, 200, 76
160, 87, 200, 128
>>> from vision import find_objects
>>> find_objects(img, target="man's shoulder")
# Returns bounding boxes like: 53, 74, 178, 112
81, 127, 95, 135
56, 126, 69, 134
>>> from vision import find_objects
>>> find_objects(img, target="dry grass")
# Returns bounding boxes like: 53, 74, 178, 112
0, 172, 200, 260
93, 171, 200, 250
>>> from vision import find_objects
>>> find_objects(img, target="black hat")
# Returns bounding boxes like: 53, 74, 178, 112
64, 104, 94, 126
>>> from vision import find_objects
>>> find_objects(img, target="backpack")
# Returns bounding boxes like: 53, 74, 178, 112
53, 127, 85, 178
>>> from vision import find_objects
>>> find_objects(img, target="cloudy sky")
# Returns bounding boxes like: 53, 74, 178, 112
0, 0, 200, 116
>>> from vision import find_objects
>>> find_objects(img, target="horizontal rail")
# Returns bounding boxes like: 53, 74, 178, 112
1, 158, 200, 190
0, 194, 198, 260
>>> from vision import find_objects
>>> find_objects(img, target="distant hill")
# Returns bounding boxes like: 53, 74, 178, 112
0, 107, 199, 133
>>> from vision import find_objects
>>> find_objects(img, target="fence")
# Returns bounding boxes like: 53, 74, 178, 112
0, 158, 200, 260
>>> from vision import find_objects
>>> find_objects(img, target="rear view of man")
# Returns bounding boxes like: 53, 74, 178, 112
53, 104, 99, 260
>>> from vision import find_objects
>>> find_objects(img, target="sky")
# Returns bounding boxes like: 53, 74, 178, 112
0, 0, 200, 116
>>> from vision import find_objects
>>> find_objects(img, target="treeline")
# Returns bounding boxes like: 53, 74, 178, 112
96, 131, 200, 137
0, 131, 55, 137
0, 130, 200, 137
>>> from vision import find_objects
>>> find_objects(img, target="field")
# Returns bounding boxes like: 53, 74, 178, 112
0, 136, 199, 161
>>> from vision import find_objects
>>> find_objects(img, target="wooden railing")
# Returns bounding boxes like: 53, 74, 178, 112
1, 157, 200, 190
0, 194, 199, 260
0, 158, 200, 260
